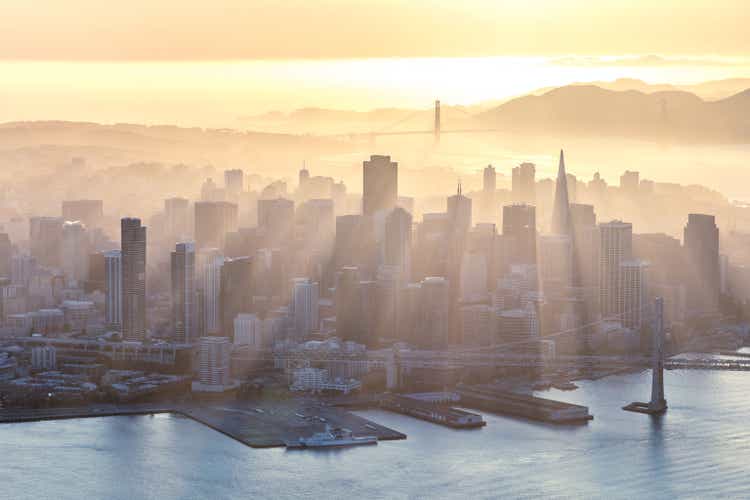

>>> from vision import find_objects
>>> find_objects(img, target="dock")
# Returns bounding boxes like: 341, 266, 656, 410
457, 386, 593, 424
0, 399, 407, 449
380, 394, 486, 428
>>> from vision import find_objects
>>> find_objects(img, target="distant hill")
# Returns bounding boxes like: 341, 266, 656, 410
478, 85, 750, 143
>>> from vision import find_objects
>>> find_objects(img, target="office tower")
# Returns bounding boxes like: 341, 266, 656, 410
483, 164, 496, 194
233, 313, 264, 348
198, 248, 224, 336
460, 251, 488, 303
11, 254, 35, 287
60, 221, 89, 283
621, 260, 649, 330
460, 304, 494, 346
376, 265, 401, 341
121, 218, 146, 341
512, 162, 536, 204
599, 221, 632, 318
291, 278, 319, 338
200, 177, 225, 202
299, 198, 335, 250
447, 183, 473, 238
502, 204, 537, 266
683, 213, 720, 314
197, 336, 231, 386
620, 170, 640, 196
480, 164, 497, 222
384, 207, 412, 279
219, 257, 253, 341
62, 199, 103, 230
550, 150, 572, 237
0, 233, 11, 279
334, 214, 376, 276
468, 223, 497, 293
171, 242, 196, 343
29, 216, 63, 268
570, 204, 599, 289
335, 267, 363, 343
104, 250, 121, 328
419, 276, 450, 349
414, 212, 449, 279
539, 234, 573, 287
497, 303, 539, 343
194, 201, 238, 251
363, 155, 398, 216
224, 169, 244, 196
164, 197, 190, 242
257, 198, 295, 248
566, 173, 578, 203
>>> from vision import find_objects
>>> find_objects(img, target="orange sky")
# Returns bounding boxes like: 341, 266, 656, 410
2, 0, 748, 61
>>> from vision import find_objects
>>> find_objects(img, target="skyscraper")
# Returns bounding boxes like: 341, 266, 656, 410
224, 169, 244, 196
164, 197, 190, 242
384, 207, 412, 279
104, 250, 121, 329
194, 201, 238, 251
512, 162, 536, 204
363, 155, 398, 216
257, 197, 295, 248
550, 150, 572, 237
197, 248, 224, 336
419, 276, 450, 349
219, 256, 254, 341
483, 164, 496, 194
599, 221, 632, 319
683, 213, 720, 315
621, 260, 649, 330
171, 242, 196, 343
60, 221, 89, 283
121, 218, 146, 341
29, 216, 63, 268
502, 204, 537, 266
335, 266, 363, 343
0, 233, 12, 279
291, 278, 319, 338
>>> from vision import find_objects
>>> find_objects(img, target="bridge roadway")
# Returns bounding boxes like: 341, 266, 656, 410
261, 350, 750, 371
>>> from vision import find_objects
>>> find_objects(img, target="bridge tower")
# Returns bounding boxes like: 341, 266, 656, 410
434, 100, 441, 145
624, 297, 668, 414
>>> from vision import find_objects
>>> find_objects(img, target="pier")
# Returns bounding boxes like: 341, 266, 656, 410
457, 386, 593, 424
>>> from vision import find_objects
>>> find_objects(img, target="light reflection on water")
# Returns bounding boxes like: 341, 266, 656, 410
2, 370, 750, 499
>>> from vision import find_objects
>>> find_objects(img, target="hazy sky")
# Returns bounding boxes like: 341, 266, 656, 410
3, 0, 749, 60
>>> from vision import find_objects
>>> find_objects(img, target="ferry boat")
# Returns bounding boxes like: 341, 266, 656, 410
292, 425, 378, 448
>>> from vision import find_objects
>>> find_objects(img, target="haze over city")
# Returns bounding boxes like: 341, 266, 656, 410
1, 1, 750, 499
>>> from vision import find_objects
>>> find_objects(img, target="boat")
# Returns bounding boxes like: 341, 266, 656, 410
293, 425, 378, 448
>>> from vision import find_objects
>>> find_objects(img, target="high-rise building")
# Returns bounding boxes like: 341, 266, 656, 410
363, 155, 398, 216
621, 260, 649, 330
224, 169, 244, 196
419, 276, 450, 349
550, 150, 572, 237
60, 221, 89, 283
447, 183, 473, 238
683, 213, 720, 315
512, 162, 536, 204
62, 200, 103, 230
197, 336, 231, 386
219, 257, 254, 341
599, 221, 632, 319
194, 201, 238, 251
335, 267, 363, 343
539, 234, 573, 287
620, 170, 640, 196
164, 197, 190, 242
480, 164, 497, 223
384, 207, 412, 279
104, 250, 121, 329
291, 278, 319, 338
197, 248, 224, 336
29, 216, 63, 268
257, 198, 295, 248
483, 164, 496, 194
298, 198, 335, 252
460, 304, 494, 347
121, 218, 147, 341
171, 242, 196, 343
0, 233, 11, 279
570, 203, 599, 288
502, 204, 537, 266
